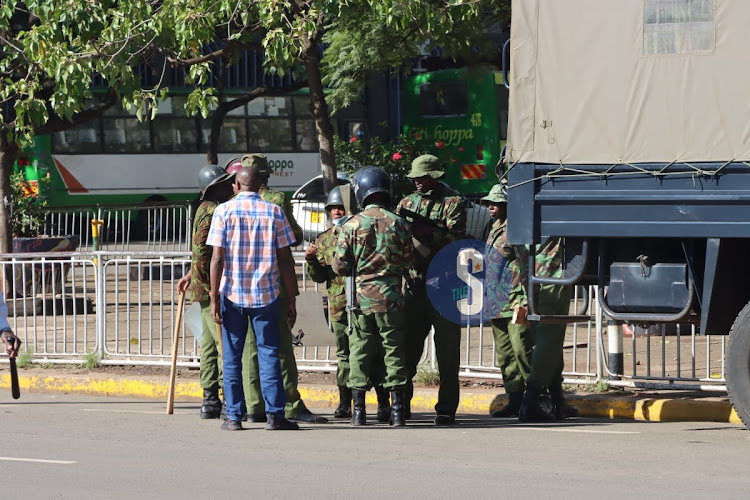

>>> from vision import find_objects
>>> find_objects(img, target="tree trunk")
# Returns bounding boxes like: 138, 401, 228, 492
303, 42, 337, 195
0, 131, 18, 254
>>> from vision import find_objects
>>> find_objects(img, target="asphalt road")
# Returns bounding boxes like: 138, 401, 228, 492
2, 393, 749, 499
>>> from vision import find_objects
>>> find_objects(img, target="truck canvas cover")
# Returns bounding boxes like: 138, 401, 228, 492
506, 0, 750, 165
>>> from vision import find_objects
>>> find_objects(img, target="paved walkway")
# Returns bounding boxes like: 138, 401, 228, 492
0, 365, 741, 425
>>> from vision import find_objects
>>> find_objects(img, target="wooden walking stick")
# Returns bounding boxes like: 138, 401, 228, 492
166, 291, 186, 415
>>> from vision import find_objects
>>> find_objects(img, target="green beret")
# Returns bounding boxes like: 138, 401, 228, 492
480, 184, 508, 204
407, 154, 445, 179
242, 153, 270, 175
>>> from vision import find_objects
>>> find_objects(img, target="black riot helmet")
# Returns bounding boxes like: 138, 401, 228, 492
352, 166, 391, 207
198, 164, 232, 200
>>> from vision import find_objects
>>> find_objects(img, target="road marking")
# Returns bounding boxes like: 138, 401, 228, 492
0, 457, 76, 464
81, 408, 177, 415
516, 427, 640, 435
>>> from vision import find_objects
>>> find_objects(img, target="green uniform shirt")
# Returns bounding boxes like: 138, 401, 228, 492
187, 200, 216, 302
517, 237, 565, 281
331, 204, 415, 314
305, 224, 347, 320
395, 184, 466, 277
486, 219, 526, 318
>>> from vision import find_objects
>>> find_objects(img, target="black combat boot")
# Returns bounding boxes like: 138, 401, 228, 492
549, 384, 579, 420
351, 389, 367, 426
389, 389, 406, 427
200, 388, 222, 419
518, 384, 556, 423
490, 392, 522, 418
375, 386, 391, 423
334, 386, 353, 418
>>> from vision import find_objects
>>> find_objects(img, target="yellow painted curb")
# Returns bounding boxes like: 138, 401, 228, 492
0, 374, 741, 424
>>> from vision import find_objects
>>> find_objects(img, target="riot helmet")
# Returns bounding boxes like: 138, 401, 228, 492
325, 185, 345, 211
352, 166, 391, 207
225, 156, 243, 175
198, 164, 232, 200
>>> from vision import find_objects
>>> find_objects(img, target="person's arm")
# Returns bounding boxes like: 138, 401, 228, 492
331, 223, 354, 277
209, 246, 225, 323
282, 195, 304, 246
277, 246, 298, 328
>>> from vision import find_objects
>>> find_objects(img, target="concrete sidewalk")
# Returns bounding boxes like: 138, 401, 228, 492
0, 368, 741, 425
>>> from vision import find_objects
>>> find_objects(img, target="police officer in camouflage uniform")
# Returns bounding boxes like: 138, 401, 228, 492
517, 238, 575, 422
481, 184, 533, 418
396, 154, 467, 425
226, 154, 327, 424
304, 186, 353, 417
332, 166, 414, 427
177, 164, 234, 419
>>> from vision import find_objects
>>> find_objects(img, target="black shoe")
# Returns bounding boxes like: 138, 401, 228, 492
246, 413, 267, 423
351, 389, 367, 426
389, 390, 406, 427
200, 388, 222, 419
549, 385, 579, 420
290, 409, 329, 424
375, 386, 391, 423
434, 414, 456, 426
490, 392, 522, 418
518, 386, 556, 423
265, 414, 300, 430
221, 419, 243, 431
334, 386, 353, 418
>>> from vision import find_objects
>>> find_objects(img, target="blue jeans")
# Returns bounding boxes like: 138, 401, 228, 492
221, 295, 285, 420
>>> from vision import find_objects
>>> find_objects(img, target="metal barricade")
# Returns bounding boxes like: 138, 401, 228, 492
0, 253, 98, 363
0, 249, 729, 395
43, 202, 193, 252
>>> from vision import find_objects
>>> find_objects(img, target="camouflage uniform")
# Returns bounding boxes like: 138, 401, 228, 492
305, 224, 349, 387
187, 200, 223, 392
331, 204, 414, 391
241, 186, 311, 419
517, 237, 571, 389
396, 183, 466, 419
486, 219, 533, 395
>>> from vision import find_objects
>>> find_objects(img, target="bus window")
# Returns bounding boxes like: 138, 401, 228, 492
295, 119, 318, 151
219, 118, 248, 152
249, 119, 293, 151
154, 117, 198, 152
293, 96, 312, 116
418, 81, 468, 118
103, 117, 152, 153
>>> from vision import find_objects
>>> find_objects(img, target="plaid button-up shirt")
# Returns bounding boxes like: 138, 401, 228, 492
206, 191, 295, 308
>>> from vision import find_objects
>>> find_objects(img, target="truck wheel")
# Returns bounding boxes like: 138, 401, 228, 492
727, 301, 750, 429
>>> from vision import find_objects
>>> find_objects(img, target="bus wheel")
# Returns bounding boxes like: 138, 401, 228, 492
727, 301, 750, 430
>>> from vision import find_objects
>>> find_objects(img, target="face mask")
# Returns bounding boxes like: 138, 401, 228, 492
333, 216, 347, 226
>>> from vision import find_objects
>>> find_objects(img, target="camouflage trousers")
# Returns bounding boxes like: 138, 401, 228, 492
348, 310, 408, 391
527, 284, 571, 388
491, 317, 533, 394
331, 315, 350, 388
242, 297, 308, 419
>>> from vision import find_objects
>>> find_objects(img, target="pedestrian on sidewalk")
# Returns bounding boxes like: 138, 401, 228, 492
176, 164, 234, 420
207, 165, 300, 431
0, 292, 21, 359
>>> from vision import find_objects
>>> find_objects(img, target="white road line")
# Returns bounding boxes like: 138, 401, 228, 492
0, 457, 76, 465
81, 409, 184, 415
515, 427, 640, 435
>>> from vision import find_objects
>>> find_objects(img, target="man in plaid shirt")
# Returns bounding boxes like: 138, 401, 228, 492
207, 166, 300, 431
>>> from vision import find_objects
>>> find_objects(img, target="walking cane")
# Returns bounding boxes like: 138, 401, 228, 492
166, 291, 186, 415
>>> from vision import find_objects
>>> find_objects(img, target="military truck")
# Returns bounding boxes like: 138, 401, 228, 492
504, 0, 750, 427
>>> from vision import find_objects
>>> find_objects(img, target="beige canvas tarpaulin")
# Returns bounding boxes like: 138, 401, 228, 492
506, 0, 750, 165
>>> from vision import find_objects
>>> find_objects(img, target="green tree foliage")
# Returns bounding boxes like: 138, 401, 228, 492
0, 1, 164, 251
322, 0, 511, 111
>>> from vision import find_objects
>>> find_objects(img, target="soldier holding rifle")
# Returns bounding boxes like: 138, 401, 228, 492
396, 154, 467, 425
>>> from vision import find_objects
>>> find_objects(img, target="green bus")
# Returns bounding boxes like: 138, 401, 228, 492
402, 65, 508, 195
